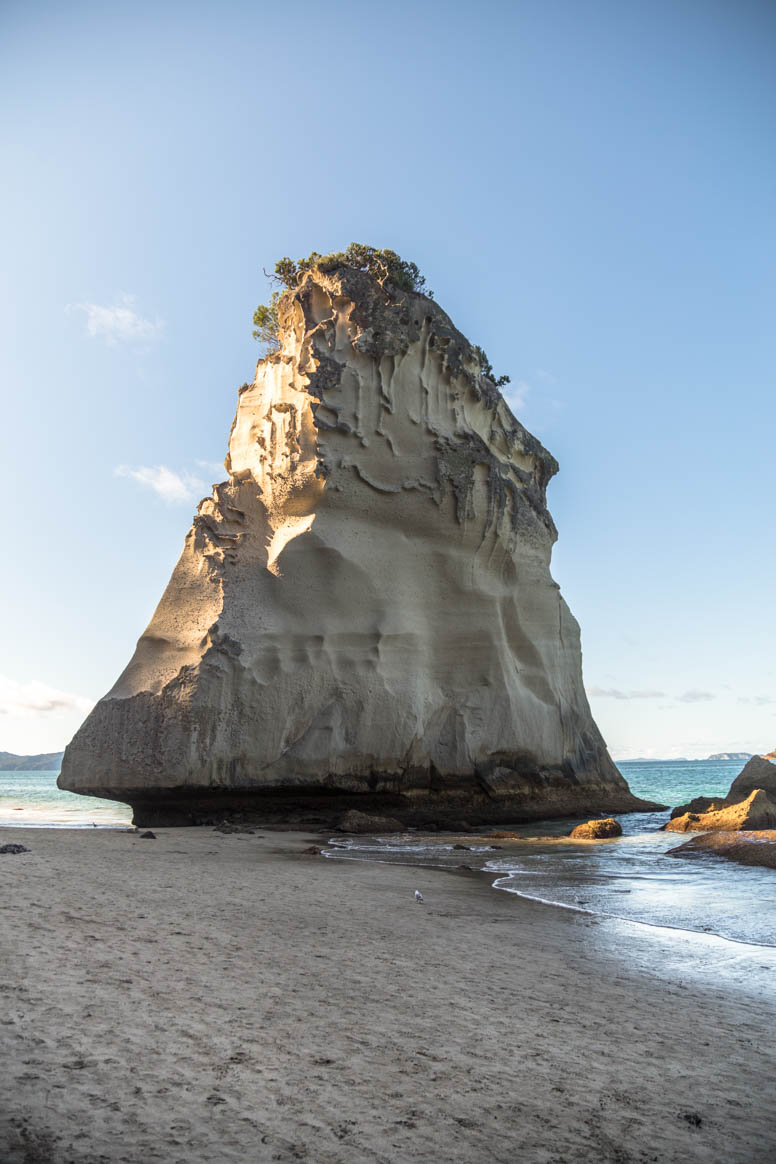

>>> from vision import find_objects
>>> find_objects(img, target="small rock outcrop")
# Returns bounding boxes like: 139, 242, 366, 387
337, 810, 405, 834
665, 789, 776, 833
669, 796, 726, 820
569, 818, 622, 840
667, 830, 776, 869
59, 257, 659, 828
727, 755, 776, 801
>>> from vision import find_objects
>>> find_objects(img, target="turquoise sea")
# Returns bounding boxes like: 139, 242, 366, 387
0, 770, 131, 828
618, 758, 735, 808
2, 760, 774, 949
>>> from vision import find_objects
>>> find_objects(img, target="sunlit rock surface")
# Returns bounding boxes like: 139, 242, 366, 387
60, 266, 655, 827
569, 818, 622, 840
665, 788, 776, 833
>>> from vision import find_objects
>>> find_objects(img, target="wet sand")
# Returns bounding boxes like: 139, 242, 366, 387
2, 826, 775, 1163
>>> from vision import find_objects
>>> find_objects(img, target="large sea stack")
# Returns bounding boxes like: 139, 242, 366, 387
60, 258, 654, 827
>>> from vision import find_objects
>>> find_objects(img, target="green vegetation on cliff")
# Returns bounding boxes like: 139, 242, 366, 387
252, 244, 429, 355
271, 244, 430, 295
251, 244, 510, 391
252, 290, 282, 352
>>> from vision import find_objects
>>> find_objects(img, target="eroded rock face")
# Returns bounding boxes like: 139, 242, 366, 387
665, 789, 776, 833
60, 266, 655, 827
728, 756, 776, 801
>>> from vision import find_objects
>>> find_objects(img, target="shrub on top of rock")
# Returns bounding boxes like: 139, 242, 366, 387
251, 244, 517, 397
271, 244, 430, 296
252, 243, 431, 354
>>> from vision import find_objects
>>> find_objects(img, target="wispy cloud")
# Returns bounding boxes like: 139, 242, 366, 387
0, 675, 94, 718
738, 695, 775, 706
588, 686, 717, 705
676, 690, 716, 704
196, 459, 226, 479
67, 293, 163, 344
115, 464, 208, 505
587, 687, 666, 701
505, 380, 530, 412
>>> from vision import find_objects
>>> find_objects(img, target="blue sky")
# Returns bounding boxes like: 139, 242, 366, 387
1, 0, 774, 758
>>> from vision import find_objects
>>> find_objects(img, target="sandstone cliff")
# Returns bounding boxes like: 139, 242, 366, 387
60, 262, 655, 827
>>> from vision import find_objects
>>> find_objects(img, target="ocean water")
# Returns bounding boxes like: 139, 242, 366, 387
618, 758, 736, 807
0, 770, 132, 828
325, 759, 776, 949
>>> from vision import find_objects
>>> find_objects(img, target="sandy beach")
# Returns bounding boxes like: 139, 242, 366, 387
2, 826, 775, 1164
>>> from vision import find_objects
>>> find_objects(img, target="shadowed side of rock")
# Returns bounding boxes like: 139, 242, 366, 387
72, 775, 656, 830
60, 262, 658, 828
727, 755, 776, 800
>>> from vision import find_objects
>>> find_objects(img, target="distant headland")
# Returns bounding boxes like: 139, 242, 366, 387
0, 750, 64, 771
620, 752, 754, 764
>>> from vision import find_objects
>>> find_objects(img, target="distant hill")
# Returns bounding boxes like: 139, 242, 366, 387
763, 748, 776, 761
619, 754, 752, 763
619, 757, 689, 763
0, 750, 64, 771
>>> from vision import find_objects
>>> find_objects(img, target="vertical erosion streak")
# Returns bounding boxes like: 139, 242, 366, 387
557, 590, 569, 762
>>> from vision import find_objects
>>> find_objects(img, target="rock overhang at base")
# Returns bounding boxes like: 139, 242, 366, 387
69, 780, 663, 830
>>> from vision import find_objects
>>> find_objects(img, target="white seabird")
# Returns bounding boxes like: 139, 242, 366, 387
414, 890, 424, 903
